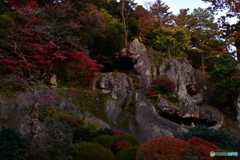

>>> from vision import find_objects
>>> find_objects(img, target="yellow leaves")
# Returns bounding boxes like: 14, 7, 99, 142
99, 8, 119, 25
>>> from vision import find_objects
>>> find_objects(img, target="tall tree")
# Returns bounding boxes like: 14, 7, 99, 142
210, 54, 240, 105
202, 0, 239, 16
185, 7, 222, 73
149, 0, 173, 27
153, 26, 190, 59
131, 5, 156, 42
120, 0, 137, 46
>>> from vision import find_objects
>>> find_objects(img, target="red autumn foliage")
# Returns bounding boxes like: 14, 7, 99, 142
146, 76, 176, 97
145, 89, 157, 97
13, 82, 21, 88
115, 140, 132, 150
63, 118, 84, 128
136, 137, 190, 160
0, 1, 103, 85
113, 130, 125, 137
187, 138, 219, 151
187, 138, 220, 160
152, 77, 176, 93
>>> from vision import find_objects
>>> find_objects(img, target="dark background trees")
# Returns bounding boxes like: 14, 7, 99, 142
0, 0, 239, 108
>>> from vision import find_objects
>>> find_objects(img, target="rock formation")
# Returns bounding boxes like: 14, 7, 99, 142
158, 58, 223, 129
92, 39, 223, 142
93, 72, 188, 143
128, 39, 152, 88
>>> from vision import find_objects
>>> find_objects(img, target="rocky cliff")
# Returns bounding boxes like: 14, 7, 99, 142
92, 39, 223, 143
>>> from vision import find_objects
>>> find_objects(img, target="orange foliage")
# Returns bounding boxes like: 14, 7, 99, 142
136, 137, 190, 160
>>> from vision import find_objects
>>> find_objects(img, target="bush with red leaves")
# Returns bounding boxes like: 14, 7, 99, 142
187, 138, 220, 160
146, 76, 177, 102
115, 140, 132, 150
152, 76, 176, 94
62, 118, 84, 128
113, 130, 125, 137
188, 137, 219, 150
136, 137, 190, 160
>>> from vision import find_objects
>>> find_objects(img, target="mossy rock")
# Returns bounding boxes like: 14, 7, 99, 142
115, 134, 141, 146
93, 135, 115, 149
73, 143, 114, 160
72, 91, 111, 124
115, 145, 140, 160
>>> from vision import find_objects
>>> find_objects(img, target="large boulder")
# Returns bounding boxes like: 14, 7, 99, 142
158, 58, 223, 128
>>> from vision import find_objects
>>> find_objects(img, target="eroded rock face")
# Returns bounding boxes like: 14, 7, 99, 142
128, 39, 151, 88
93, 73, 134, 124
135, 93, 188, 142
94, 72, 188, 143
158, 59, 223, 128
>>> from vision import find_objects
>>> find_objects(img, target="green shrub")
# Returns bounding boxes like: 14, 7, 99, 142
46, 122, 73, 146
84, 118, 101, 132
43, 109, 82, 126
44, 122, 75, 159
175, 125, 240, 151
115, 145, 140, 160
73, 143, 114, 160
93, 135, 115, 148
115, 134, 141, 146
95, 128, 113, 136
0, 125, 30, 160
72, 126, 97, 142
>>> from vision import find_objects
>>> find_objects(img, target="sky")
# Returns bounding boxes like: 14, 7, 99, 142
134, 0, 238, 24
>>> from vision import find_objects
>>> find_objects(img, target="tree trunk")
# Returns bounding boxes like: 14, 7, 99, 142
236, 45, 240, 60
201, 52, 205, 74
121, 0, 128, 47
168, 47, 171, 60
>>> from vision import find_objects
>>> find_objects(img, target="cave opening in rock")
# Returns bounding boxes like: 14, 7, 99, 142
186, 84, 199, 96
116, 57, 136, 74
159, 113, 217, 127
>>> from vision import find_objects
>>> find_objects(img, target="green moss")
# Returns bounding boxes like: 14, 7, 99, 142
127, 100, 137, 115
43, 109, 82, 126
117, 98, 140, 132
0, 84, 24, 96
229, 123, 240, 133
164, 61, 171, 72
118, 116, 131, 128
71, 90, 111, 125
